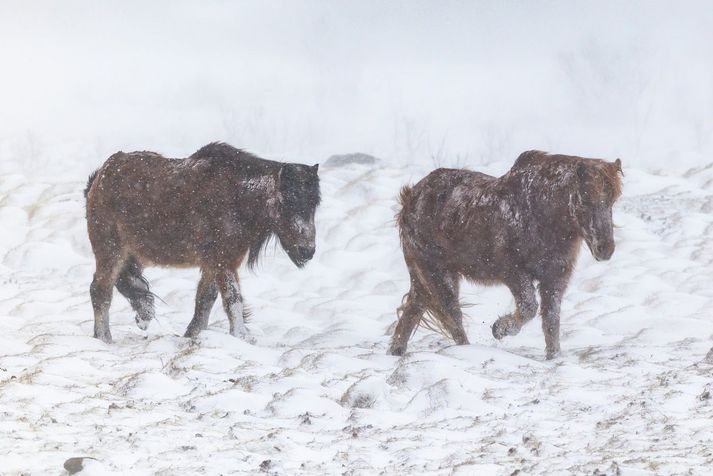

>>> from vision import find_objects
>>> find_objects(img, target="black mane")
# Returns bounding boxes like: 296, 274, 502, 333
190, 142, 249, 160
84, 169, 99, 199
247, 229, 275, 271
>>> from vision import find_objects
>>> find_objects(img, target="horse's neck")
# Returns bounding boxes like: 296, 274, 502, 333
226, 172, 278, 224
506, 174, 578, 238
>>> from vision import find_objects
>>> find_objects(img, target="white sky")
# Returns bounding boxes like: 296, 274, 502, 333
1, 1, 712, 172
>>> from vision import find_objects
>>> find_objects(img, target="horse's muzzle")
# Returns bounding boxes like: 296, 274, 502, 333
135, 316, 151, 331
592, 242, 615, 261
295, 245, 315, 262
288, 245, 315, 267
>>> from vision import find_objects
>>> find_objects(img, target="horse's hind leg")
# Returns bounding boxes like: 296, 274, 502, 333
539, 279, 567, 360
115, 256, 154, 331
389, 257, 469, 355
90, 252, 125, 344
492, 274, 538, 340
424, 270, 469, 346
216, 269, 253, 342
388, 285, 425, 356
184, 270, 219, 338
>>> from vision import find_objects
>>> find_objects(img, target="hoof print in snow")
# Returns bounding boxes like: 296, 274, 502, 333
340, 376, 383, 408
351, 394, 375, 409
259, 459, 272, 472
299, 412, 312, 425
592, 462, 621, 476
341, 389, 376, 409
704, 347, 713, 364
521, 434, 541, 456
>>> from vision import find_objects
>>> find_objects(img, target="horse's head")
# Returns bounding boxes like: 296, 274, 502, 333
571, 159, 623, 261
272, 163, 321, 268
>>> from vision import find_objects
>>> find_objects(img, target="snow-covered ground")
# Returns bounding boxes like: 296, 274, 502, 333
1, 159, 712, 475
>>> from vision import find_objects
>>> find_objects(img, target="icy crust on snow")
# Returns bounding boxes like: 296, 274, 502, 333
1, 163, 712, 475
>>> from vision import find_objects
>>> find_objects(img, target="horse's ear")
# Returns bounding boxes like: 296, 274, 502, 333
313, 164, 319, 173
614, 158, 623, 176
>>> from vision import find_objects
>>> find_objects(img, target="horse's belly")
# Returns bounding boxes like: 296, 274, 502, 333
118, 221, 203, 267
451, 237, 511, 281
459, 256, 502, 281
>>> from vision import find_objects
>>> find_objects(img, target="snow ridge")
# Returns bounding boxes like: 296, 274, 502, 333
1, 163, 712, 474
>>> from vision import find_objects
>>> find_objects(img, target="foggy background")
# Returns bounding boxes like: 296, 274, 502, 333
1, 0, 712, 175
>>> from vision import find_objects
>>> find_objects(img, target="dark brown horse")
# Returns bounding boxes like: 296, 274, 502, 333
388, 150, 622, 359
85, 142, 320, 343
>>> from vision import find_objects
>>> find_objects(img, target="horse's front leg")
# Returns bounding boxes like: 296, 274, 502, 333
216, 269, 253, 342
388, 287, 425, 356
90, 255, 126, 344
539, 280, 566, 360
492, 274, 537, 340
91, 275, 115, 343
184, 270, 219, 338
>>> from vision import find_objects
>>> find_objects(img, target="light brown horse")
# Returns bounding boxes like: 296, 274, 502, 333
85, 142, 320, 343
388, 150, 622, 359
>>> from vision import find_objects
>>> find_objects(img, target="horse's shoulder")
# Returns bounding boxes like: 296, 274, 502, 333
100, 150, 163, 173
512, 150, 549, 170
189, 142, 237, 159
188, 142, 278, 173
424, 167, 492, 182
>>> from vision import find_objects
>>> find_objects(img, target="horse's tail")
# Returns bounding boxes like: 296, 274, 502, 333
395, 184, 457, 339
396, 185, 413, 234
84, 169, 99, 200
395, 185, 422, 269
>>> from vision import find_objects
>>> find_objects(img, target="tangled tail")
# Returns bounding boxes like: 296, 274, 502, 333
84, 169, 99, 199
396, 185, 459, 339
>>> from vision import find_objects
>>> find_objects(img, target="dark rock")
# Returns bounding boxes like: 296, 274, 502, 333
63, 457, 85, 474
324, 153, 379, 167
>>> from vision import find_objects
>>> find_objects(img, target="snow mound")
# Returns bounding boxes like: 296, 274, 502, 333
1, 163, 712, 474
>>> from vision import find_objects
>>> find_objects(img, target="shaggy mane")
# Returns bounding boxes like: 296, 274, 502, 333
512, 149, 623, 200
247, 229, 275, 271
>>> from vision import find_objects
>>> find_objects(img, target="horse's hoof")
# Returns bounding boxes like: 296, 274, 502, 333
454, 335, 470, 346
387, 344, 406, 356
243, 335, 257, 345
545, 349, 561, 360
135, 318, 151, 331
94, 332, 113, 344
230, 328, 256, 344
491, 320, 508, 340
492, 315, 520, 340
